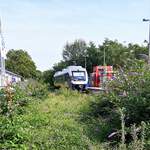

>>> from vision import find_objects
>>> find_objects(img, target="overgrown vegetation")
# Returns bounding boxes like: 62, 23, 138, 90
6, 49, 37, 78
57, 39, 147, 73
0, 80, 149, 149
0, 80, 49, 149
1, 39, 150, 149
85, 61, 150, 149
41, 39, 147, 86
0, 88, 91, 149
22, 79, 49, 99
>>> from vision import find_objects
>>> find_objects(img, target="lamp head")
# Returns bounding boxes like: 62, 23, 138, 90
143, 18, 150, 22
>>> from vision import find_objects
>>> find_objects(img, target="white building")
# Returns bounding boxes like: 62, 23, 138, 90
0, 69, 21, 87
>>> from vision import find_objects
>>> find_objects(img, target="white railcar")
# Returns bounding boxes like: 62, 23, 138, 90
54, 66, 88, 90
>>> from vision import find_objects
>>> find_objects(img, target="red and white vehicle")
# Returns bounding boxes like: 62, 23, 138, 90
89, 66, 113, 88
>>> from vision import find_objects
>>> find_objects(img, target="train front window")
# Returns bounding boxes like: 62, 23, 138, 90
72, 71, 85, 81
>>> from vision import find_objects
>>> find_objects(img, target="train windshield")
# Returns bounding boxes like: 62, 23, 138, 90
72, 71, 86, 81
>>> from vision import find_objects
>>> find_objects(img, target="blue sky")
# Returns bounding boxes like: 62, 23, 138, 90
0, 0, 150, 71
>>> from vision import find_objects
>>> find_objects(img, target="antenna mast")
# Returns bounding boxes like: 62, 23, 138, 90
0, 18, 6, 87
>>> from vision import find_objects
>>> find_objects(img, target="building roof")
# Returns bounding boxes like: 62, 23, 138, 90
0, 68, 22, 78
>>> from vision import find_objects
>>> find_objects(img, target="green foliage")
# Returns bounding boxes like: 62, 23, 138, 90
0, 116, 29, 149
0, 79, 49, 117
0, 80, 49, 149
0, 86, 149, 149
35, 70, 43, 81
6, 49, 37, 78
128, 43, 148, 59
42, 38, 148, 87
53, 38, 148, 75
23, 79, 49, 99
86, 42, 101, 73
0, 85, 30, 116
0, 86, 30, 149
53, 60, 69, 72
86, 61, 150, 149
0, 89, 92, 149
108, 62, 150, 125
90, 61, 150, 126
89, 97, 120, 128
63, 39, 87, 66
100, 39, 131, 67
0, 89, 8, 115
42, 69, 55, 88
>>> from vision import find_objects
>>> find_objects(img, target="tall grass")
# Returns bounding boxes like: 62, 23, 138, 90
0, 87, 149, 149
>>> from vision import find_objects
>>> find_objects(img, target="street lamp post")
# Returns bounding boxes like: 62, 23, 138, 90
104, 47, 106, 66
84, 56, 86, 68
0, 18, 5, 87
143, 18, 150, 64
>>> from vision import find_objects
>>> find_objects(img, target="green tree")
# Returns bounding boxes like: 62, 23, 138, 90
86, 42, 102, 73
99, 39, 131, 67
86, 39, 132, 72
53, 60, 69, 72
36, 70, 43, 81
128, 43, 148, 61
42, 69, 54, 87
6, 49, 37, 78
100, 39, 148, 68
106, 61, 150, 125
62, 39, 87, 67
56, 39, 148, 74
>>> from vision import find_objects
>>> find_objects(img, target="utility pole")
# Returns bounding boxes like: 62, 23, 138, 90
0, 18, 6, 87
143, 18, 150, 64
84, 56, 86, 68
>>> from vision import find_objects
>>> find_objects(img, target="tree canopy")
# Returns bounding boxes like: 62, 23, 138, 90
6, 49, 37, 79
63, 39, 87, 66
42, 38, 148, 86
60, 39, 147, 73
42, 69, 54, 87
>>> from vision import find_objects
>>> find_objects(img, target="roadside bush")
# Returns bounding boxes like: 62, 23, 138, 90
87, 61, 150, 147
0, 88, 8, 115
107, 62, 150, 125
0, 85, 30, 149
0, 116, 29, 149
0, 85, 30, 116
19, 79, 49, 99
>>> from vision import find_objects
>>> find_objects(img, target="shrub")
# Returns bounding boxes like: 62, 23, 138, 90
107, 62, 150, 125
87, 61, 150, 147
0, 85, 30, 116
0, 85, 30, 149
0, 116, 29, 149
19, 79, 49, 99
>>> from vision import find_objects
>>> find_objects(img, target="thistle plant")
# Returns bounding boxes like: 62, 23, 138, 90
119, 107, 126, 150
5, 84, 14, 119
